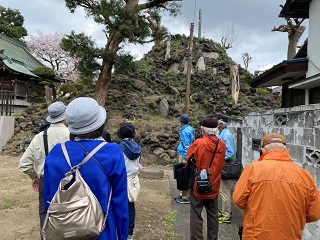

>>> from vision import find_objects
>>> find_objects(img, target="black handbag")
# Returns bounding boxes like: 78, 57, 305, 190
173, 162, 191, 191
221, 155, 243, 180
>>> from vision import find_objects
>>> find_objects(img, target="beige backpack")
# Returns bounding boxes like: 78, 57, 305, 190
42, 142, 111, 240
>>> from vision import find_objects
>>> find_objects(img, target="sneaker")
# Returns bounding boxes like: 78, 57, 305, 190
176, 197, 190, 204
218, 211, 223, 218
128, 235, 133, 240
219, 216, 231, 224
174, 196, 182, 201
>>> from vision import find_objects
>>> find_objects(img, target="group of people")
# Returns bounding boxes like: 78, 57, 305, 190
176, 114, 320, 240
19, 97, 141, 240
18, 97, 320, 240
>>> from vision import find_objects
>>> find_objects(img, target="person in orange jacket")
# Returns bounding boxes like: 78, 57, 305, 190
186, 117, 226, 240
233, 133, 320, 240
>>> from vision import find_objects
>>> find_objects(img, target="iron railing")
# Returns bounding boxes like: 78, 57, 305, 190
0, 90, 13, 116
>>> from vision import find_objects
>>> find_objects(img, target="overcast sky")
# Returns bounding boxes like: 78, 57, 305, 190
1, 0, 308, 73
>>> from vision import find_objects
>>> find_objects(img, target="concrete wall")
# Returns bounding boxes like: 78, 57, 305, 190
0, 116, 15, 149
229, 103, 320, 240
307, 0, 320, 78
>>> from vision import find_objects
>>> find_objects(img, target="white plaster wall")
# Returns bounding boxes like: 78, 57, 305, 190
0, 116, 15, 149
230, 103, 320, 239
307, 0, 320, 78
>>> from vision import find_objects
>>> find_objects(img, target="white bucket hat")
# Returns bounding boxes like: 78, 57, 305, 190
66, 97, 107, 135
46, 101, 66, 123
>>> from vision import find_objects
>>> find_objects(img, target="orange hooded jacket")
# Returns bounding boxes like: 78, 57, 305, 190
187, 134, 226, 199
233, 151, 320, 240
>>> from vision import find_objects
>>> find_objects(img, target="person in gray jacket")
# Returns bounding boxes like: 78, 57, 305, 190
19, 101, 69, 239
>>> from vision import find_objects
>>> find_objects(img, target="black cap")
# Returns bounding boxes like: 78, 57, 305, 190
199, 117, 218, 128
117, 123, 136, 139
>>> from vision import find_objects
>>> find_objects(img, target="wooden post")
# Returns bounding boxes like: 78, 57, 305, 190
230, 64, 240, 107
45, 86, 53, 104
183, 23, 194, 114
198, 9, 202, 39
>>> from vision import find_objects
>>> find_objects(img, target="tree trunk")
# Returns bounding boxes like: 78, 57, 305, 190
287, 26, 305, 59
94, 59, 113, 106
94, 0, 139, 106
94, 31, 124, 106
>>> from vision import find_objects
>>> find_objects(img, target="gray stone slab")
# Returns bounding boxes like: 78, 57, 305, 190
140, 168, 164, 179
287, 144, 305, 164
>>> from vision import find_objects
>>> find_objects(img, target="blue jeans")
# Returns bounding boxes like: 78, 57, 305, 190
128, 201, 135, 236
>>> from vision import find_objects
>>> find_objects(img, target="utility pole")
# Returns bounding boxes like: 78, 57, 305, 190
183, 23, 194, 114
198, 9, 202, 39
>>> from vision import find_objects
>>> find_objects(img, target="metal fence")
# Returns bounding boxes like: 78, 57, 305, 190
0, 90, 13, 116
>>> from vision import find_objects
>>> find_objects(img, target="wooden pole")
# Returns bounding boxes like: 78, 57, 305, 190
198, 9, 202, 39
183, 23, 194, 114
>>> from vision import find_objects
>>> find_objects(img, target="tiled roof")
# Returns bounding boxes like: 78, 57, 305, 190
0, 33, 44, 76
2, 57, 38, 77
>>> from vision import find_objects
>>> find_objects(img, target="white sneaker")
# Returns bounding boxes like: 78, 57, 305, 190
128, 235, 133, 240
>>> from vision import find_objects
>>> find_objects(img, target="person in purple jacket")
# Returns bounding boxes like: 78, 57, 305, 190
43, 97, 128, 240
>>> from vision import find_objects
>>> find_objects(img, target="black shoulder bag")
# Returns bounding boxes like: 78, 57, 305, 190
221, 154, 243, 180
190, 139, 219, 194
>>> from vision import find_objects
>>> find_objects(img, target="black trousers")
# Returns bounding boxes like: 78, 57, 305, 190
190, 191, 219, 240
38, 176, 46, 240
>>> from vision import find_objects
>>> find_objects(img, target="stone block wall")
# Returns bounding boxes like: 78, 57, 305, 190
229, 103, 320, 240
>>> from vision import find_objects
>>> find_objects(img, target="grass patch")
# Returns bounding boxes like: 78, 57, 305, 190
0, 199, 13, 210
164, 211, 177, 239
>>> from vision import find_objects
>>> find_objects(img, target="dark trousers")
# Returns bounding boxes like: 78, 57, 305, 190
190, 191, 219, 240
128, 201, 136, 236
39, 177, 46, 240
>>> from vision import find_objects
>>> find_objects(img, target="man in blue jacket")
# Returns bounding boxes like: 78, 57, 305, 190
217, 116, 236, 223
175, 114, 195, 204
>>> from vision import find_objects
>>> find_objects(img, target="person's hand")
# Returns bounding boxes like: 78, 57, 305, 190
31, 178, 39, 192
182, 159, 188, 165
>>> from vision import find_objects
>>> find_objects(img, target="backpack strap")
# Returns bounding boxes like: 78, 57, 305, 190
43, 128, 49, 156
61, 141, 112, 217
61, 142, 107, 169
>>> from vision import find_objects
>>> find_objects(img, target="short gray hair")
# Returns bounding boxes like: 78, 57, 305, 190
201, 126, 219, 135
263, 142, 287, 153
218, 120, 227, 129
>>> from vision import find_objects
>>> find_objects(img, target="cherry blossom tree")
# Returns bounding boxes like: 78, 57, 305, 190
27, 31, 79, 81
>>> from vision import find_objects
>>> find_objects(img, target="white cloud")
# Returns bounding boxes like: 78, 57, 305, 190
4, 0, 309, 74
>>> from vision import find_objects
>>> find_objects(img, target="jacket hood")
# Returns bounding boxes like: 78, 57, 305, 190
203, 135, 219, 152
119, 140, 142, 160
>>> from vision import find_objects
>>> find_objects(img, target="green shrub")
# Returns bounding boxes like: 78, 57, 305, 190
73, 82, 85, 91
59, 83, 78, 95
257, 88, 268, 95
137, 60, 151, 74
114, 53, 137, 75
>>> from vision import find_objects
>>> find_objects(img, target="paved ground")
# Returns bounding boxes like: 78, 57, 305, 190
168, 172, 243, 240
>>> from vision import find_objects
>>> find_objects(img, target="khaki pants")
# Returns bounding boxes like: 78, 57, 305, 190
178, 155, 189, 199
219, 179, 231, 218
190, 191, 219, 240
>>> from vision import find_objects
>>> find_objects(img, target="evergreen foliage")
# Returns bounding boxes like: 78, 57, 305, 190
0, 6, 27, 40
61, 0, 182, 105
114, 53, 137, 75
